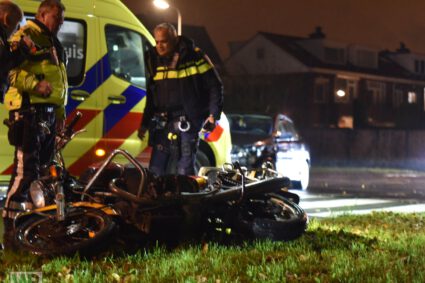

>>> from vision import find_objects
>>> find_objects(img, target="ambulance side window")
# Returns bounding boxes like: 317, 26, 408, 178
57, 20, 86, 86
105, 25, 146, 88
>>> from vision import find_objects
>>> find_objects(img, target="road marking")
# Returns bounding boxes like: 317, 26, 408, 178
300, 198, 394, 210
291, 190, 425, 218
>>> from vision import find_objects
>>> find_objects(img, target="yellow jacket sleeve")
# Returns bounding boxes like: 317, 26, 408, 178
8, 68, 39, 93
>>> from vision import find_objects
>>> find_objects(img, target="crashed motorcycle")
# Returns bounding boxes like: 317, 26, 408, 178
13, 113, 308, 256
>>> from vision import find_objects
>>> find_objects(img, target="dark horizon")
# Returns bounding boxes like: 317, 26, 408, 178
123, 0, 425, 59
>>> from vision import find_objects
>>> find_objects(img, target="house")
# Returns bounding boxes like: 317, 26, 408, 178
223, 27, 425, 129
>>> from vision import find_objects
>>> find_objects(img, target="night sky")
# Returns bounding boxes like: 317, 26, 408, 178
123, 0, 425, 60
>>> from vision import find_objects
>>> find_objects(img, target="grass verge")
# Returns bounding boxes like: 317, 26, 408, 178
1, 212, 424, 282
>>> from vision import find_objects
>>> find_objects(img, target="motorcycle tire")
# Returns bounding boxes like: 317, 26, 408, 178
234, 193, 308, 241
15, 207, 115, 257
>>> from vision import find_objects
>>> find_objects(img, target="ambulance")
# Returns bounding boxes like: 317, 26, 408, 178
0, 0, 231, 184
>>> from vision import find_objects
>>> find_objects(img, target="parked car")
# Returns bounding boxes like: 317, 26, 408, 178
228, 113, 310, 190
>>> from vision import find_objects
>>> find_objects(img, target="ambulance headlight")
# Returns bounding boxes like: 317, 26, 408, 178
30, 180, 46, 208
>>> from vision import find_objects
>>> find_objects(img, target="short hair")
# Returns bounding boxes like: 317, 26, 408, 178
0, 1, 23, 25
36, 0, 65, 18
154, 22, 177, 39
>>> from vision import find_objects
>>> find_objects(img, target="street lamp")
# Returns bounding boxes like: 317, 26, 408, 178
153, 0, 182, 35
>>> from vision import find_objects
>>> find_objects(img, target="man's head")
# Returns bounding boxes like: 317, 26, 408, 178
154, 23, 178, 57
0, 0, 23, 38
36, 0, 65, 35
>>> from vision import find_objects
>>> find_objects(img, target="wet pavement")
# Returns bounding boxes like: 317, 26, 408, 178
308, 167, 425, 200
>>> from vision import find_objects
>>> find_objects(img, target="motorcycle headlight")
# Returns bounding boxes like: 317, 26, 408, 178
30, 180, 46, 208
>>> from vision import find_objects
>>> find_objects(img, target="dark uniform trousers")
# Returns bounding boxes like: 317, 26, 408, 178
2, 104, 56, 248
149, 117, 202, 176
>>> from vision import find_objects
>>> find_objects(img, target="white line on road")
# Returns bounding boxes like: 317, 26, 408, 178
293, 190, 425, 218
300, 198, 393, 210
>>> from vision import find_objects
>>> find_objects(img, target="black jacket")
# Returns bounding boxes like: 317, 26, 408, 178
141, 36, 223, 129
0, 23, 28, 100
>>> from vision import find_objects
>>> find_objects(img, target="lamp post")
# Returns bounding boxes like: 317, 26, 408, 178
153, 0, 182, 35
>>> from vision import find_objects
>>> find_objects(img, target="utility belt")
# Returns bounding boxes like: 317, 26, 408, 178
8, 103, 56, 117
4, 103, 56, 146
30, 103, 56, 114
152, 109, 191, 133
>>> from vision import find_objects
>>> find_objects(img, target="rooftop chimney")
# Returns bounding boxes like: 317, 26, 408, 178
396, 42, 410, 53
309, 26, 326, 39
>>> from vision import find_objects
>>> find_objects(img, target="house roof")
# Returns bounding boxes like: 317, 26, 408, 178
257, 31, 321, 67
229, 30, 421, 81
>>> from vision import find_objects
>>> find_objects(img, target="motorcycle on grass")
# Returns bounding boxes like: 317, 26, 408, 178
13, 113, 308, 256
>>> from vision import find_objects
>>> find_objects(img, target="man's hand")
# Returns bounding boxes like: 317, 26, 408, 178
20, 35, 36, 53
34, 80, 52, 97
56, 118, 65, 133
138, 126, 147, 140
202, 115, 216, 133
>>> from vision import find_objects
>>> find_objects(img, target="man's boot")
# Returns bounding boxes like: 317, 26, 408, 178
2, 217, 17, 251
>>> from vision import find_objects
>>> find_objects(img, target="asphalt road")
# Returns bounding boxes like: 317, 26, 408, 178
308, 167, 425, 200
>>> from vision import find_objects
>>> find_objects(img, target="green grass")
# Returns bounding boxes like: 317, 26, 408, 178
1, 212, 425, 282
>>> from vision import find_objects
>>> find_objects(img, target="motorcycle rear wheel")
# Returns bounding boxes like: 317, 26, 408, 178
15, 207, 115, 256
235, 193, 308, 241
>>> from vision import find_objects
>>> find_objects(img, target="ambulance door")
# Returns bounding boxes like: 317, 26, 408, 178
97, 18, 150, 161
60, 14, 104, 175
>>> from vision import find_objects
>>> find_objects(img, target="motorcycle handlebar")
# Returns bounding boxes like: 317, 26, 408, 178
64, 111, 82, 136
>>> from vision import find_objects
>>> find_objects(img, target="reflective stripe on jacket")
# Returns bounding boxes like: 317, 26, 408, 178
4, 20, 68, 119
141, 36, 223, 130
153, 57, 213, 81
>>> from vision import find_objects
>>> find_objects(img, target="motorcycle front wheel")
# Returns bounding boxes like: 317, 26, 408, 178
235, 193, 308, 241
15, 207, 115, 256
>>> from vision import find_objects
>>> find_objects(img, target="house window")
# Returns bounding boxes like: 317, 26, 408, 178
408, 91, 417, 104
366, 80, 386, 104
423, 88, 425, 111
314, 78, 330, 103
392, 85, 404, 108
414, 60, 425, 74
256, 48, 265, 60
356, 50, 376, 68
324, 47, 345, 64
334, 78, 356, 103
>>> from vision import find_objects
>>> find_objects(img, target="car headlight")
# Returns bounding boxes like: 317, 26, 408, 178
253, 144, 266, 158
231, 146, 247, 164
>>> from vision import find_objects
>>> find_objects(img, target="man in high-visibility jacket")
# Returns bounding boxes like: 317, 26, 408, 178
0, 0, 33, 101
138, 23, 223, 176
2, 0, 67, 249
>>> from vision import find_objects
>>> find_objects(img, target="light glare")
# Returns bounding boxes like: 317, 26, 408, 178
336, 89, 346, 97
95, 148, 106, 157
153, 0, 170, 9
